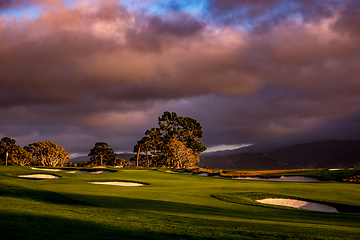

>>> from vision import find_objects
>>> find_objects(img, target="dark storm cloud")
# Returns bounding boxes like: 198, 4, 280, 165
205, 0, 347, 27
332, 1, 360, 38
125, 13, 206, 53
1, 0, 360, 154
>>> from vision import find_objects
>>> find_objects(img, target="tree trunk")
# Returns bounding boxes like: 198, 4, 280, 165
136, 147, 140, 167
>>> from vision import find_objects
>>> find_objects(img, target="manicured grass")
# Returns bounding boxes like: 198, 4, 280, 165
279, 168, 360, 181
1, 166, 360, 239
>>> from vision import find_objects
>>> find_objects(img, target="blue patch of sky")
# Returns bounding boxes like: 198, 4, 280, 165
122, 0, 207, 15
0, 5, 40, 20
64, 0, 79, 4
0, 0, 78, 19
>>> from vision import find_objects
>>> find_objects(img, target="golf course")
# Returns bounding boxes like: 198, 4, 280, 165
1, 166, 360, 239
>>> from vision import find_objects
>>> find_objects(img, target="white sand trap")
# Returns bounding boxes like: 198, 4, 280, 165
19, 174, 60, 179
66, 170, 110, 174
182, 172, 193, 175
197, 173, 209, 176
212, 175, 221, 178
256, 198, 338, 213
89, 182, 145, 186
165, 170, 178, 174
31, 167, 65, 172
329, 169, 341, 171
234, 176, 320, 182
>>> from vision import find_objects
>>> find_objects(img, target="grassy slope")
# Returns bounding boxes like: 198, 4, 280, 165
0, 166, 359, 240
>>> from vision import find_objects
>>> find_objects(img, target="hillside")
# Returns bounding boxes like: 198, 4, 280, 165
199, 152, 296, 169
199, 140, 360, 169
265, 140, 360, 168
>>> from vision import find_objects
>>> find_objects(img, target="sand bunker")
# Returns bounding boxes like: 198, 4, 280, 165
234, 176, 320, 182
32, 168, 110, 174
19, 174, 60, 179
197, 173, 209, 176
66, 170, 110, 174
256, 198, 338, 212
89, 182, 145, 186
31, 167, 65, 172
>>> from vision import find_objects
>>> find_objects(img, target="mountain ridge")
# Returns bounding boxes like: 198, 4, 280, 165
199, 140, 360, 169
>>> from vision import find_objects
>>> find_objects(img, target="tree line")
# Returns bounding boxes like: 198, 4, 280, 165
1, 112, 207, 169
0, 138, 70, 167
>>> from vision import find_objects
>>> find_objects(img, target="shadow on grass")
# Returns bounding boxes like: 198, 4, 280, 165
2, 185, 360, 227
0, 211, 218, 240
1, 186, 94, 206
1, 185, 241, 218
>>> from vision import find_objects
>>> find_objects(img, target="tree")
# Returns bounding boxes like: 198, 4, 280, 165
134, 112, 206, 168
88, 142, 117, 166
133, 127, 162, 167
9, 145, 35, 166
25, 141, 70, 167
114, 157, 133, 168
158, 112, 206, 155
165, 139, 199, 168
0, 137, 18, 166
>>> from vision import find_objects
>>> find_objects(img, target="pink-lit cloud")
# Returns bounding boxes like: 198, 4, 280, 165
1, 0, 360, 155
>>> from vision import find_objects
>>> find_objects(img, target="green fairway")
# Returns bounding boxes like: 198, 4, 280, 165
1, 166, 359, 239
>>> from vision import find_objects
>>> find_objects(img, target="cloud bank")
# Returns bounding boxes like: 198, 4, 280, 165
1, 0, 360, 155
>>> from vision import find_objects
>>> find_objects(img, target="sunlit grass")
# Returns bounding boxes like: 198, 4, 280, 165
1, 166, 360, 239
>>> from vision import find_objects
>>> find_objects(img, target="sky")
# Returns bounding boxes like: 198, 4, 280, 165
1, 0, 360, 157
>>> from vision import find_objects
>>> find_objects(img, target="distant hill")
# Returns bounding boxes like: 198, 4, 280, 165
70, 153, 135, 164
199, 140, 360, 169
70, 156, 90, 164
265, 140, 360, 168
116, 153, 136, 162
321, 154, 360, 168
199, 152, 297, 169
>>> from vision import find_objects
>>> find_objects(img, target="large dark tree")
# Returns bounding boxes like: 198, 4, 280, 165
158, 112, 206, 155
134, 112, 206, 168
134, 127, 162, 167
88, 142, 118, 166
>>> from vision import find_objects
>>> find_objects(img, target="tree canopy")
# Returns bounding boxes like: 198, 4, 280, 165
10, 145, 35, 166
134, 111, 206, 168
0, 137, 34, 166
25, 141, 70, 167
88, 142, 131, 167
0, 137, 17, 165
165, 139, 199, 169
